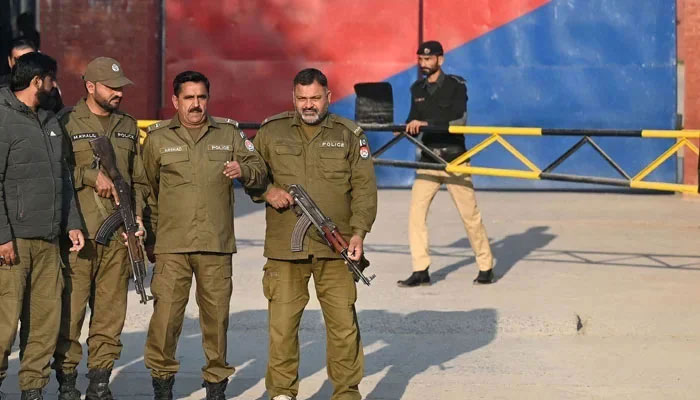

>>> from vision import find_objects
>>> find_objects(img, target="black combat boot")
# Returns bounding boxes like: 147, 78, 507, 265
473, 269, 495, 284
152, 376, 175, 400
85, 369, 113, 400
397, 268, 431, 287
202, 379, 228, 400
56, 370, 81, 400
20, 389, 43, 400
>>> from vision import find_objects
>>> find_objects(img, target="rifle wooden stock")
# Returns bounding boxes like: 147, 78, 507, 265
89, 136, 153, 304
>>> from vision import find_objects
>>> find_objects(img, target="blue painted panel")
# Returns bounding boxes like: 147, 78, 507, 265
334, 0, 678, 189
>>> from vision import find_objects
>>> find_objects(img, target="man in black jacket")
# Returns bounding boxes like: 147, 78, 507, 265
0, 38, 63, 113
0, 53, 84, 400
397, 40, 495, 287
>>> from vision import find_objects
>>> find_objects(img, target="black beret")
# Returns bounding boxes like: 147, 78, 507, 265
417, 40, 444, 56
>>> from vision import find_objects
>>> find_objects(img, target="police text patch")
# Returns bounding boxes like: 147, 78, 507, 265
321, 141, 345, 148
160, 146, 186, 154
208, 144, 232, 151
115, 132, 137, 141
72, 133, 98, 141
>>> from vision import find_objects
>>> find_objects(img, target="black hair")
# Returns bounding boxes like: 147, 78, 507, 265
293, 68, 328, 88
10, 52, 56, 91
8, 37, 37, 57
173, 70, 210, 96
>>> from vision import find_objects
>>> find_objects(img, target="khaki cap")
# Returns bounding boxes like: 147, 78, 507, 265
83, 57, 133, 88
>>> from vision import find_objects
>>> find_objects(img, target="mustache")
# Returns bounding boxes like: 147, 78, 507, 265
109, 96, 122, 103
302, 107, 318, 113
189, 106, 202, 113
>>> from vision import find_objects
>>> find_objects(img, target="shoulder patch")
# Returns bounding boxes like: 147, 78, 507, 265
147, 120, 169, 133
447, 74, 467, 85
55, 106, 74, 121
212, 116, 239, 127
260, 111, 294, 126
331, 114, 364, 136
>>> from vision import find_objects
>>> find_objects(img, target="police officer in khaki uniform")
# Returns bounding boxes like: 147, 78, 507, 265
51, 57, 149, 400
141, 71, 267, 399
0, 52, 84, 400
253, 68, 378, 400
397, 41, 495, 287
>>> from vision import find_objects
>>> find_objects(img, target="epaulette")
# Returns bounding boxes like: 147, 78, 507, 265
115, 109, 137, 122
213, 116, 239, 127
447, 74, 467, 85
147, 120, 170, 133
55, 106, 73, 121
260, 111, 294, 126
331, 114, 364, 136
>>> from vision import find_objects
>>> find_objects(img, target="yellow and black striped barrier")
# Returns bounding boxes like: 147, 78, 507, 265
365, 124, 700, 194
138, 120, 698, 194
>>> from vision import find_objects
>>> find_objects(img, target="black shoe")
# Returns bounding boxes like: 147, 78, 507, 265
56, 370, 81, 400
21, 389, 43, 400
86, 369, 113, 400
397, 269, 431, 287
153, 376, 175, 400
473, 269, 494, 284
202, 379, 228, 400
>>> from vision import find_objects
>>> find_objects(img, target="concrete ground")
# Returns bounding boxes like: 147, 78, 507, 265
3, 189, 700, 399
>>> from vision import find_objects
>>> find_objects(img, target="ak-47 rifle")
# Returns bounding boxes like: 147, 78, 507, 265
89, 136, 153, 304
288, 184, 376, 286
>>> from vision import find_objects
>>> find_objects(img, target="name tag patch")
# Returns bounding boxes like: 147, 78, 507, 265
160, 146, 186, 154
71, 133, 98, 141
115, 132, 137, 141
208, 144, 232, 151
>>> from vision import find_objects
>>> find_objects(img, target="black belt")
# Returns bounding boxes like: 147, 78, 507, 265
420, 146, 466, 163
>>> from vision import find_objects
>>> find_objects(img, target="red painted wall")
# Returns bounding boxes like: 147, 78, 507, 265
679, 0, 700, 189
39, 0, 161, 120
163, 0, 418, 121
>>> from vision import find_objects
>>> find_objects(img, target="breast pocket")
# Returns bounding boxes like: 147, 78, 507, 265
319, 149, 349, 180
161, 151, 191, 187
115, 138, 136, 173
71, 139, 95, 167
273, 145, 302, 176
207, 150, 232, 183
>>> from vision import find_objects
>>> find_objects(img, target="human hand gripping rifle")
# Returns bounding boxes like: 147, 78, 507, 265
288, 184, 376, 286
89, 136, 153, 304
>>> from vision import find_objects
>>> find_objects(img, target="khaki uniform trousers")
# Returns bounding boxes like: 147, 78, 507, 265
0, 238, 62, 390
53, 239, 130, 373
144, 252, 234, 383
409, 168, 493, 271
263, 257, 362, 400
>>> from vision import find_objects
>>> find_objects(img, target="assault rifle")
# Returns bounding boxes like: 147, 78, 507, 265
288, 184, 376, 286
89, 136, 153, 304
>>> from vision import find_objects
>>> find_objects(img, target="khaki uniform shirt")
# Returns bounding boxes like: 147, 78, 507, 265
60, 98, 149, 239
142, 115, 267, 254
253, 112, 378, 260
